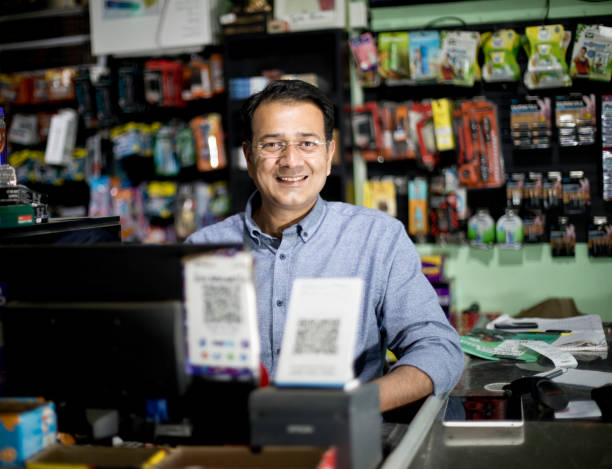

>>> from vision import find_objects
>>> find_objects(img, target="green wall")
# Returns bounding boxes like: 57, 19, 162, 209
370, 0, 612, 31
416, 243, 612, 321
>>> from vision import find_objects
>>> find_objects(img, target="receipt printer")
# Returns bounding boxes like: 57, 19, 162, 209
249, 383, 381, 469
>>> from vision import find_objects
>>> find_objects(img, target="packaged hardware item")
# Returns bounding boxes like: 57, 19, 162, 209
602, 95, 612, 201
496, 208, 523, 249
555, 94, 597, 147
588, 216, 612, 257
432, 98, 455, 151
481, 29, 521, 82
562, 170, 590, 215
349, 32, 380, 87
351, 102, 384, 162
0, 398, 56, 468
457, 99, 505, 188
523, 172, 543, 211
438, 31, 481, 86
510, 96, 552, 149
408, 178, 428, 237
570, 24, 612, 81
190, 113, 226, 172
117, 64, 146, 113
377, 32, 411, 81
410, 101, 437, 170
364, 178, 397, 217
467, 208, 495, 248
523, 24, 572, 89
550, 216, 575, 257
409, 31, 441, 83
506, 173, 524, 209
523, 210, 546, 243
181, 55, 213, 101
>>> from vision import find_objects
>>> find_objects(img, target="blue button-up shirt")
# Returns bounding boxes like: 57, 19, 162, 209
186, 192, 464, 394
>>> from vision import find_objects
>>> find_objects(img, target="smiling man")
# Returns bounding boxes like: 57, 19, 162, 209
186, 80, 463, 412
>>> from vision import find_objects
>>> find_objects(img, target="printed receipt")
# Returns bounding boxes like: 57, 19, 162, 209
275, 277, 363, 387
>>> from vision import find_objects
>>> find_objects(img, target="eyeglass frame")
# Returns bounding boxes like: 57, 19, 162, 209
248, 138, 330, 159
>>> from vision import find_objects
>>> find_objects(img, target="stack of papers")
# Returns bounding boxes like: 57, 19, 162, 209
487, 314, 608, 352
460, 314, 608, 365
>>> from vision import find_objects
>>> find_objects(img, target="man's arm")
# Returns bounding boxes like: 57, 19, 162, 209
374, 365, 433, 412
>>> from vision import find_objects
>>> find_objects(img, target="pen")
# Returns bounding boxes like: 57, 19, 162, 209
541, 368, 565, 379
494, 322, 538, 329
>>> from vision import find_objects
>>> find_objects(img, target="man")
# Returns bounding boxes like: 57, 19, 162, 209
186, 80, 463, 412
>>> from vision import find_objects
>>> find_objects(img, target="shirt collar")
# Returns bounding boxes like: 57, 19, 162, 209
244, 191, 326, 244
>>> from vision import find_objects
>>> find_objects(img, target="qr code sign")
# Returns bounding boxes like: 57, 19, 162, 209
293, 319, 339, 355
203, 282, 242, 324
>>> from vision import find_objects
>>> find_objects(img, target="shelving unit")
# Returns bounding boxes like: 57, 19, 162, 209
354, 14, 612, 242
222, 29, 351, 212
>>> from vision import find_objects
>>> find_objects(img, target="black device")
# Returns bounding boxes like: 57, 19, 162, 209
250, 385, 382, 469
0, 243, 255, 444
503, 376, 569, 419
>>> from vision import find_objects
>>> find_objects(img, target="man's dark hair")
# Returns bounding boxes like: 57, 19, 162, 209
240, 79, 335, 143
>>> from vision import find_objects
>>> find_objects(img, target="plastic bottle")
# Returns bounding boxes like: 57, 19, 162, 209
0, 107, 17, 186
467, 208, 495, 248
496, 208, 524, 249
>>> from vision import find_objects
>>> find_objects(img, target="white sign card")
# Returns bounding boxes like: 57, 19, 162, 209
183, 251, 260, 379
275, 277, 363, 387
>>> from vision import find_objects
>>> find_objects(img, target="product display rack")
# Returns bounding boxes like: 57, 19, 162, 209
359, 15, 612, 243
223, 28, 351, 212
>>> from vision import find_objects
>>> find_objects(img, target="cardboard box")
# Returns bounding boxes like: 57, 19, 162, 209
0, 398, 56, 468
153, 446, 328, 469
26, 445, 167, 469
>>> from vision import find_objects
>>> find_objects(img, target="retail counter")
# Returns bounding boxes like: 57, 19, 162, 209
382, 323, 612, 469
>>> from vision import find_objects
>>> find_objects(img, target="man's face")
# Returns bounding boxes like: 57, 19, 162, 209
244, 100, 334, 218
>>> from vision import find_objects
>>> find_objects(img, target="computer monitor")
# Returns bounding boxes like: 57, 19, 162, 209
0, 243, 255, 444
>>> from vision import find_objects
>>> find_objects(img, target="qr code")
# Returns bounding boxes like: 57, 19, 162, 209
293, 319, 339, 355
203, 282, 241, 324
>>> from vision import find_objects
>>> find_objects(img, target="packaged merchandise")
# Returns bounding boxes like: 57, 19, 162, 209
364, 178, 397, 217
410, 101, 436, 170
409, 31, 441, 83
496, 208, 523, 249
510, 96, 552, 149
467, 208, 495, 248
523, 172, 543, 211
181, 55, 214, 101
570, 24, 612, 81
506, 173, 524, 210
408, 178, 428, 237
351, 102, 384, 162
117, 64, 146, 113
432, 98, 455, 151
190, 113, 226, 172
209, 53, 225, 94
555, 93, 597, 147
562, 170, 590, 215
438, 30, 480, 86
349, 32, 380, 87
523, 210, 546, 243
523, 24, 572, 89
550, 216, 575, 257
481, 29, 521, 82
91, 66, 115, 127
153, 125, 180, 177
587, 216, 612, 257
602, 95, 612, 201
457, 99, 505, 188
377, 32, 410, 80
74, 66, 97, 128
0, 398, 56, 468
144, 60, 185, 107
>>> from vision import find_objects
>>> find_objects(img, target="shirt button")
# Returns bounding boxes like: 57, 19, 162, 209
303, 232, 308, 237
276, 300, 283, 307
279, 253, 286, 260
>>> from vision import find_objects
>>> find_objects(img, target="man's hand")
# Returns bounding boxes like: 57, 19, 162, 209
373, 365, 434, 412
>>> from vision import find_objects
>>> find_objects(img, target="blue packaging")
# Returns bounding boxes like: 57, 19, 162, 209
0, 398, 56, 467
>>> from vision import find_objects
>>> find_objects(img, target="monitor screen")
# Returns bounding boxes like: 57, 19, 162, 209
0, 243, 255, 444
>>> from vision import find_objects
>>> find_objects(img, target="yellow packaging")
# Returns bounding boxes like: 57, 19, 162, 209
432, 98, 455, 151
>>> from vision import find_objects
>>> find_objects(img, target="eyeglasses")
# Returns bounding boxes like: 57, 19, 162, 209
253, 139, 327, 158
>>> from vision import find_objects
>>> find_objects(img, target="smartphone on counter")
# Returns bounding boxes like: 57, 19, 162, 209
442, 395, 525, 446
